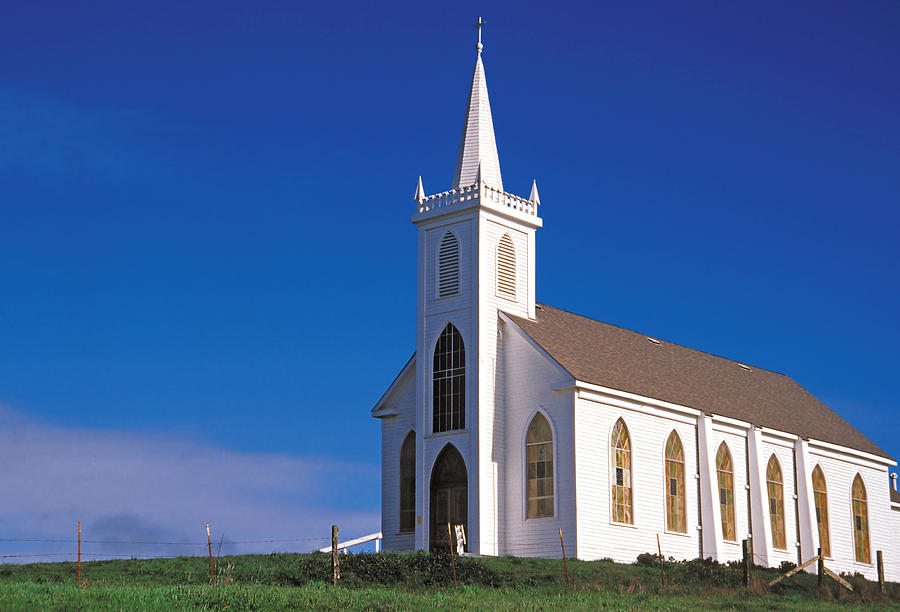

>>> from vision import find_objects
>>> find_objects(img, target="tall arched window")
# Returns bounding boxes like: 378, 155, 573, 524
665, 431, 686, 533
399, 432, 416, 533
766, 455, 786, 550
610, 418, 633, 524
851, 474, 870, 564
716, 442, 736, 541
432, 323, 465, 432
496, 233, 516, 300
526, 412, 554, 519
437, 232, 460, 297
811, 465, 830, 557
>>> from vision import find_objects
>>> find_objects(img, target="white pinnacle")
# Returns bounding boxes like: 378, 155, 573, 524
414, 176, 425, 203
452, 23, 503, 192
529, 180, 540, 204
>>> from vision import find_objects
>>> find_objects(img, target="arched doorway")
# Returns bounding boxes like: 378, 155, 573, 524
430, 444, 468, 551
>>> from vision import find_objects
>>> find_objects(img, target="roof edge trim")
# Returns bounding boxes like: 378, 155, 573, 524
808, 437, 896, 466
499, 312, 575, 383
372, 353, 416, 417
572, 380, 704, 419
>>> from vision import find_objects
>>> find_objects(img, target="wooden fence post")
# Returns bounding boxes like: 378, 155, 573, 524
877, 550, 884, 594
206, 523, 214, 583
448, 523, 457, 587
332, 525, 340, 586
77, 521, 81, 584
657, 534, 665, 588
559, 528, 570, 588
742, 539, 750, 587
817, 547, 824, 587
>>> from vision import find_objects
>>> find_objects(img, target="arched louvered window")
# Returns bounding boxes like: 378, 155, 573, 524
716, 442, 736, 541
665, 431, 686, 533
437, 232, 460, 297
496, 233, 516, 300
811, 465, 830, 557
399, 432, 416, 532
766, 455, 786, 550
851, 474, 870, 564
526, 412, 554, 519
610, 418, 633, 524
432, 323, 465, 432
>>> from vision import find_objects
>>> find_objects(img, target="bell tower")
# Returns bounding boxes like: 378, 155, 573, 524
411, 19, 543, 555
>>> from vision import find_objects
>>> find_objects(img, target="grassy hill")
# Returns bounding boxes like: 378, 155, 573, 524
0, 551, 897, 610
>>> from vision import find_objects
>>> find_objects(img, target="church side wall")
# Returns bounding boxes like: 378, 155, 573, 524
759, 435, 800, 568
574, 394, 700, 563
806, 447, 893, 581
498, 319, 575, 557
379, 366, 417, 552
890, 502, 900, 582
710, 424, 751, 562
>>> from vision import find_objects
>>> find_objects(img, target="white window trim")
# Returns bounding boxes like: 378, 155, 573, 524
662, 428, 689, 535
849, 473, 873, 566
521, 407, 559, 521
609, 416, 635, 527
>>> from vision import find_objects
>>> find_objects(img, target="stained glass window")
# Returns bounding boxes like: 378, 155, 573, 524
432, 324, 465, 432
611, 418, 632, 524
665, 431, 686, 533
852, 474, 870, 564
526, 413, 553, 518
811, 465, 829, 557
399, 432, 416, 532
716, 442, 736, 541
766, 455, 786, 550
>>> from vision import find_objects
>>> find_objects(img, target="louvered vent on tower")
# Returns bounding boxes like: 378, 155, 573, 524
437, 232, 460, 297
497, 233, 516, 300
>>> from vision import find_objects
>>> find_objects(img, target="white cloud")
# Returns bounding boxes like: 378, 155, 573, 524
0, 407, 379, 562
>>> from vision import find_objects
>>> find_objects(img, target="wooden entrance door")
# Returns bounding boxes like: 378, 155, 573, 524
430, 444, 467, 551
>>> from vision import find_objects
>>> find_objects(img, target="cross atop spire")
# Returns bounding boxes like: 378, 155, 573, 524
452, 18, 503, 191
474, 17, 486, 53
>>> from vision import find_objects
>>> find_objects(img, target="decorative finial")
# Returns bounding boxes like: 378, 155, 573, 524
529, 180, 540, 204
414, 176, 425, 203
474, 17, 486, 53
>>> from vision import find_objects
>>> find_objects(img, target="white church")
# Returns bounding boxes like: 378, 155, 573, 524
371, 29, 900, 581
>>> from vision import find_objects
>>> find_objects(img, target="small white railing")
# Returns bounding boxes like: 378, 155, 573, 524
416, 182, 537, 216
318, 531, 383, 554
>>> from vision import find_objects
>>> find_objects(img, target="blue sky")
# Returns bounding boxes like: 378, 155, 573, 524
1, 1, 898, 556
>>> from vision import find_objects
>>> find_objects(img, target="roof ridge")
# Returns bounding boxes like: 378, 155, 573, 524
533, 302, 791, 379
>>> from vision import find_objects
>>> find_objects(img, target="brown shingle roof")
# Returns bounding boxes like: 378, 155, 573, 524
891, 488, 900, 504
507, 304, 892, 461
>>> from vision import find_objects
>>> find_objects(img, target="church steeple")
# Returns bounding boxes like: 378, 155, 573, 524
452, 18, 503, 192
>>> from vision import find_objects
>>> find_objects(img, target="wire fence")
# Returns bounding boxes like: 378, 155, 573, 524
0, 526, 887, 596
0, 528, 345, 563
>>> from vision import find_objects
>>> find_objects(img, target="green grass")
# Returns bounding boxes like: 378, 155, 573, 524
0, 552, 897, 610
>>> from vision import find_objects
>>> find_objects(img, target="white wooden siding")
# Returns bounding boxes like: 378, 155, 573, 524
759, 436, 800, 567
472, 213, 535, 554
711, 426, 751, 561
574, 395, 700, 563
806, 448, 893, 580
890, 504, 900, 581
499, 318, 576, 557
379, 362, 417, 552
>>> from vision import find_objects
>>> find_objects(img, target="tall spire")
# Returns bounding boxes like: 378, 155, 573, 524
452, 18, 503, 192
